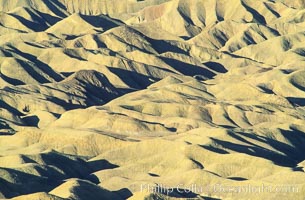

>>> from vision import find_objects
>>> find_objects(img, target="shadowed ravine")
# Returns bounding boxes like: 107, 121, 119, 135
0, 0, 305, 199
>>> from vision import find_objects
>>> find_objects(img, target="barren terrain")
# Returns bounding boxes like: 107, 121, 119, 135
0, 0, 305, 199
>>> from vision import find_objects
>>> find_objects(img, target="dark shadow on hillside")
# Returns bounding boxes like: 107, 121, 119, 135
74, 71, 120, 103
42, 0, 67, 18
204, 62, 227, 73
289, 77, 305, 92
280, 69, 294, 74
200, 144, 229, 154
69, 180, 125, 200
234, 130, 305, 163
37, 10, 63, 25
0, 131, 15, 136
287, 97, 305, 107
177, 7, 195, 26
180, 36, 191, 40
23, 115, 40, 127
115, 188, 133, 199
116, 88, 138, 95
43, 73, 119, 108
0, 150, 123, 198
108, 67, 155, 89
65, 35, 80, 40
145, 38, 186, 54
0, 120, 16, 135
264, 2, 281, 18
279, 127, 305, 162
0, 100, 22, 115
8, 7, 61, 32
257, 84, 274, 94
0, 169, 63, 198
7, 46, 64, 83
148, 173, 160, 177
161, 57, 216, 78
211, 28, 228, 47
40, 152, 92, 178
241, 1, 266, 24
63, 51, 87, 61
61, 72, 74, 77
90, 35, 108, 48
24, 42, 45, 49
227, 177, 248, 181
209, 128, 305, 167
233, 130, 305, 164
9, 14, 48, 32
87, 159, 119, 172
5, 57, 50, 83
293, 48, 305, 57
0, 72, 25, 86
210, 137, 295, 167
44, 96, 85, 110
80, 14, 123, 30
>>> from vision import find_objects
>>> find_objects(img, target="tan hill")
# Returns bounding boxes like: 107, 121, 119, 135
0, 0, 305, 199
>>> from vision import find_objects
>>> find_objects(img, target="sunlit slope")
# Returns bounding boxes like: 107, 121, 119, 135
0, 0, 305, 199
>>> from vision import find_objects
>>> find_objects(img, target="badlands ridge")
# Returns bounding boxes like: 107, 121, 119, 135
0, 0, 305, 199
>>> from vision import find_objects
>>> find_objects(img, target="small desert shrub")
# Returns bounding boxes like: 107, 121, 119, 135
23, 105, 30, 112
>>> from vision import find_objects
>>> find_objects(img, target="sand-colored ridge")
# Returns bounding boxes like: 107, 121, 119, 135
0, 0, 305, 199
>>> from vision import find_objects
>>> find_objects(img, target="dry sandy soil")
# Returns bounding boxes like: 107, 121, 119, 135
0, 0, 305, 199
